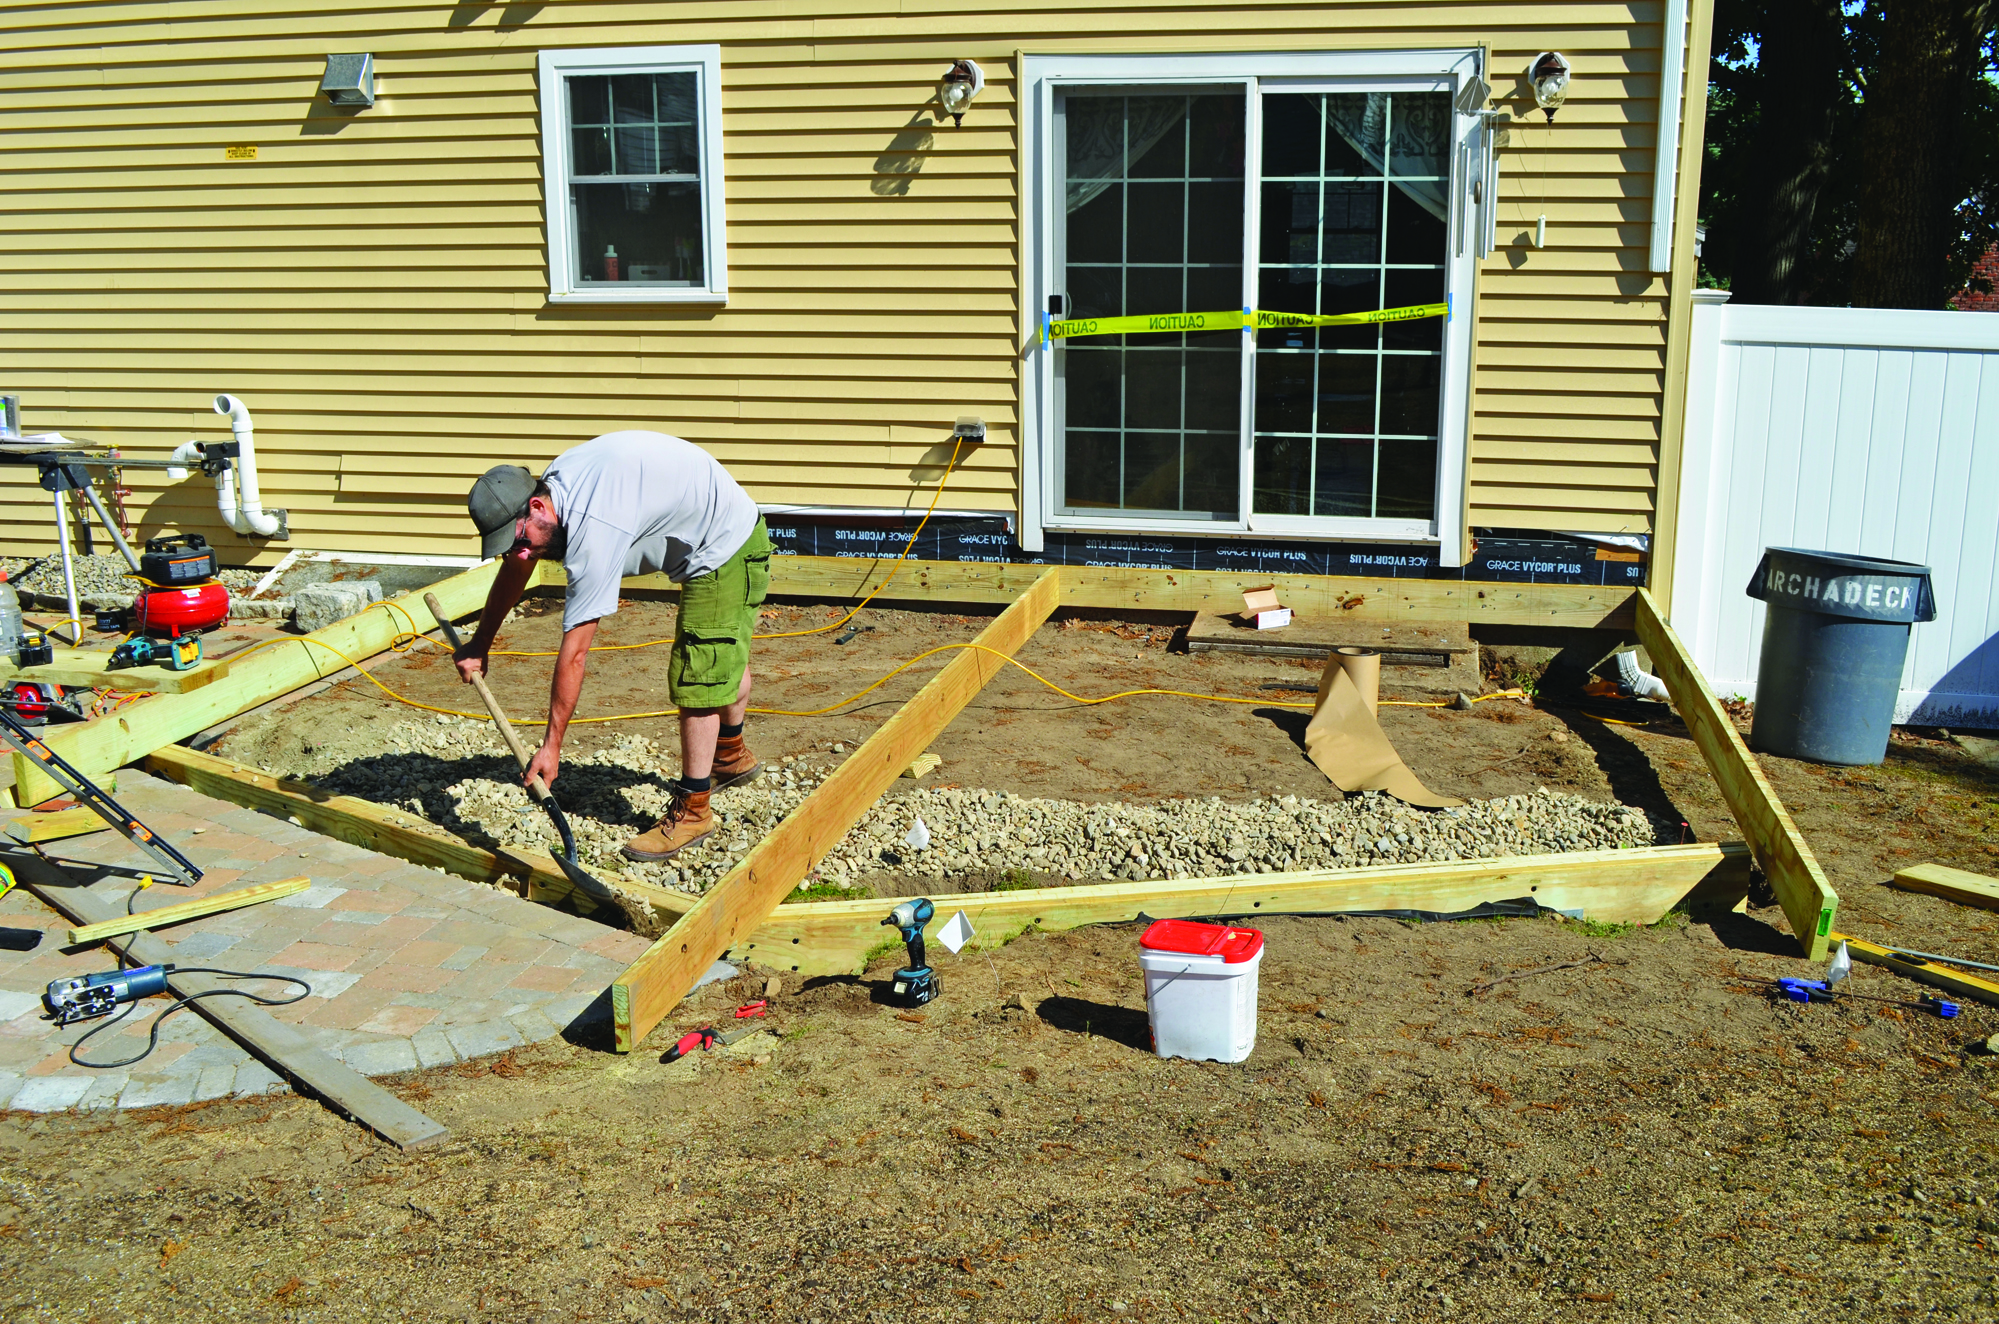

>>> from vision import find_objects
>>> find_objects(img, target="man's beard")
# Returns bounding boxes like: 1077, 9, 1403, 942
543, 524, 568, 560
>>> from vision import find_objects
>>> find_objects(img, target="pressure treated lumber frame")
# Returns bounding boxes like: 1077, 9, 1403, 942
143, 744, 694, 923
546, 556, 1640, 630
9, 557, 508, 807
607, 567, 1064, 1051
1890, 862, 1999, 913
11, 850, 448, 1149
4, 805, 111, 845
1633, 588, 1838, 959
731, 842, 1753, 978
66, 875, 309, 945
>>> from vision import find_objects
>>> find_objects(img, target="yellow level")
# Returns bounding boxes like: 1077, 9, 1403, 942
1044, 300, 1449, 343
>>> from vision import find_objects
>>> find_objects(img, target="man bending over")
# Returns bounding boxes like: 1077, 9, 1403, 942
459, 430, 771, 862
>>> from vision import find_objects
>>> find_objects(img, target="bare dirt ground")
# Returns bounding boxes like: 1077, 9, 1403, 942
5, 598, 1998, 1322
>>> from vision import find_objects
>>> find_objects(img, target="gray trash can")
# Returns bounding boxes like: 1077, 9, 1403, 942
1745, 547, 1935, 765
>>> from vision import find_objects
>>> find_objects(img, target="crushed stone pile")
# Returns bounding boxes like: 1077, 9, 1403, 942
284, 720, 1660, 898
3, 552, 260, 610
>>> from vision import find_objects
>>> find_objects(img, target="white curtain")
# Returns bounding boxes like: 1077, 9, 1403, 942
1064, 96, 1190, 213
1323, 93, 1449, 221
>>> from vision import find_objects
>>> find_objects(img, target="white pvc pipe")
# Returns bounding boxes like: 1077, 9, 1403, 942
1650, 0, 1690, 273
210, 393, 282, 538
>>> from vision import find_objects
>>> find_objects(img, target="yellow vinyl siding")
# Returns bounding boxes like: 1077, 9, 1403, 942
2, 1, 1694, 561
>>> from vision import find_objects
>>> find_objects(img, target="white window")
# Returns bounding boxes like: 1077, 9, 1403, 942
538, 45, 727, 303
1020, 51, 1493, 562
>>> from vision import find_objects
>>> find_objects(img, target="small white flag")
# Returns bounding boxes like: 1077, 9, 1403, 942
936, 909, 975, 954
1826, 940, 1851, 988
905, 816, 931, 852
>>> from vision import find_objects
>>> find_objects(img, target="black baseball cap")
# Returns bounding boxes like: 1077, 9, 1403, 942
468, 465, 537, 559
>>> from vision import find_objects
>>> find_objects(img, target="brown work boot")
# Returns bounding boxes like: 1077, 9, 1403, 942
710, 733, 763, 790
621, 785, 715, 862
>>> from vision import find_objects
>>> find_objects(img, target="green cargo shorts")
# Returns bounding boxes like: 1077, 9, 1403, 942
669, 518, 770, 710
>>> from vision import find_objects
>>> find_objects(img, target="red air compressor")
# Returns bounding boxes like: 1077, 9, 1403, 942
132, 534, 230, 637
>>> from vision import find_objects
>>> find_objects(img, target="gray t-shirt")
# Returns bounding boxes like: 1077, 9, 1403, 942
543, 430, 758, 631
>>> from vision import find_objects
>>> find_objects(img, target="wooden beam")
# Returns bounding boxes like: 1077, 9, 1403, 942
142, 745, 693, 925
731, 843, 1753, 977
11, 850, 448, 1150
66, 875, 310, 945
1891, 862, 1999, 912
540, 557, 1638, 630
1833, 932, 1999, 1009
0, 645, 228, 694
4, 805, 111, 844
609, 566, 1064, 1052
10, 558, 509, 807
1633, 588, 1837, 959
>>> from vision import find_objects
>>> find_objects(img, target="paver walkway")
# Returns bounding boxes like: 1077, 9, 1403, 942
0, 768, 652, 1112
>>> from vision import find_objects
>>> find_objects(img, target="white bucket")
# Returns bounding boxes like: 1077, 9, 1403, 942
1138, 919, 1264, 1063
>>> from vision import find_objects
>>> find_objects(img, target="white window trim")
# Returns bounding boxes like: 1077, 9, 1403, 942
538, 44, 728, 304
1018, 49, 1487, 564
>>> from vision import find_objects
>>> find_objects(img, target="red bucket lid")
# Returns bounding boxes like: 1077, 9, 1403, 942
1140, 919, 1264, 963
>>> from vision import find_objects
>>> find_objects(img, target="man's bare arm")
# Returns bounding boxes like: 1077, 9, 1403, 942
454, 553, 536, 683
524, 618, 598, 789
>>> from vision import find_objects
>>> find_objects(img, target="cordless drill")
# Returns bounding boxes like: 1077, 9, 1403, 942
882, 898, 939, 1008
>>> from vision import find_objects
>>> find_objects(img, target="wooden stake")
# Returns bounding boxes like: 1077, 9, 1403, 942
66, 875, 310, 945
1633, 588, 1837, 959
608, 567, 1064, 1051
4, 805, 111, 845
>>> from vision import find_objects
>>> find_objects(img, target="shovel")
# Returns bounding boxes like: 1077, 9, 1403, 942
423, 592, 616, 905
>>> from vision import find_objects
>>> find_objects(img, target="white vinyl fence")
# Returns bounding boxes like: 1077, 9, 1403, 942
1672, 296, 1999, 728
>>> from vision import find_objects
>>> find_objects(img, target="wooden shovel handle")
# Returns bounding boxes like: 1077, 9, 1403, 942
423, 591, 551, 802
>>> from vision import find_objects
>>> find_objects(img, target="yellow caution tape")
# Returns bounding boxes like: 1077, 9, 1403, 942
1044, 300, 1449, 342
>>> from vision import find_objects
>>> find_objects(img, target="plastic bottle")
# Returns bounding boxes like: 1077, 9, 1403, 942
0, 573, 21, 661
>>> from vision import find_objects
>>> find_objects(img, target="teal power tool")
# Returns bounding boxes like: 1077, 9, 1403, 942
107, 633, 203, 672
883, 897, 939, 1008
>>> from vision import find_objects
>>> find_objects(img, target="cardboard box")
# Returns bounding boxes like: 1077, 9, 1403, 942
1239, 585, 1292, 631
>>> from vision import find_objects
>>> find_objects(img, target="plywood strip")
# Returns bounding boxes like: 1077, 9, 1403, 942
734, 843, 1752, 977
66, 875, 310, 945
10, 850, 448, 1150
1633, 588, 1837, 958
609, 566, 1063, 1052
142, 745, 692, 925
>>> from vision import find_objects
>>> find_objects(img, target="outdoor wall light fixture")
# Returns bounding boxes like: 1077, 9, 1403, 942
1529, 52, 1570, 122
320, 53, 375, 108
937, 59, 984, 126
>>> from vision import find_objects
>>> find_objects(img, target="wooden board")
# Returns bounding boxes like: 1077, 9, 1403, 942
0, 644, 229, 694
542, 558, 1640, 630
1633, 588, 1838, 960
66, 875, 309, 944
1891, 862, 1999, 912
1833, 932, 1999, 1009
731, 843, 1753, 977
11, 558, 507, 807
4, 804, 111, 844
10, 850, 448, 1150
609, 566, 1064, 1052
1185, 613, 1473, 659
142, 745, 693, 925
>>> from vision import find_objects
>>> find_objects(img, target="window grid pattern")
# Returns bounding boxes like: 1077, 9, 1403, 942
1059, 94, 1243, 518
1252, 91, 1448, 521
565, 71, 705, 288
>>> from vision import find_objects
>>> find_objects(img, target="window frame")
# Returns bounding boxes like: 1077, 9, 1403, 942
538, 44, 728, 304
1020, 50, 1488, 562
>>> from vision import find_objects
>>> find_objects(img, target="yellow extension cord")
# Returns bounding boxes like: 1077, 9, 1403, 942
97, 435, 1527, 726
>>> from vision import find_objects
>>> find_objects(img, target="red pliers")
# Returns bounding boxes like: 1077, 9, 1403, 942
734, 1001, 767, 1019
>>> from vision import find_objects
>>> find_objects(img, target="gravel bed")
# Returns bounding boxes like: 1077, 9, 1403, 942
3, 551, 260, 611
286, 718, 1660, 899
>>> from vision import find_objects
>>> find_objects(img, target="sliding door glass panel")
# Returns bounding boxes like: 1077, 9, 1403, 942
1252, 90, 1449, 520
1059, 92, 1245, 519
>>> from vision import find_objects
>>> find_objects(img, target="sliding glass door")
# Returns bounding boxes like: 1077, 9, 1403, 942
1035, 56, 1481, 549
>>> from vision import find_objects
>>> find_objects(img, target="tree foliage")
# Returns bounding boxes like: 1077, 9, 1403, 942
1700, 0, 1999, 307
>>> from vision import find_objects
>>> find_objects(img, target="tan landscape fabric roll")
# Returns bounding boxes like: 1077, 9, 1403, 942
1305, 658, 1463, 808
